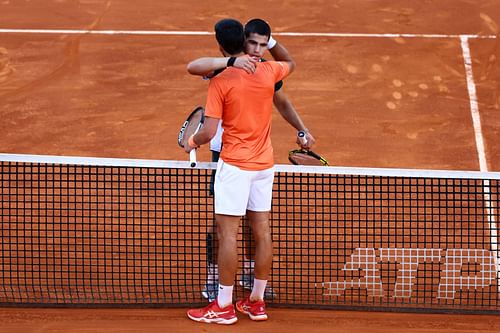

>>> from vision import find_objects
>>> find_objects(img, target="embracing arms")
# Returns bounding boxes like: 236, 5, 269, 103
187, 55, 259, 77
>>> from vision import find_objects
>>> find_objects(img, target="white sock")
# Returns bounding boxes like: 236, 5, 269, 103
250, 278, 267, 301
217, 284, 233, 308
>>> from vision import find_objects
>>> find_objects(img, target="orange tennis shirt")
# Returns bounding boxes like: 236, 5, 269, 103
205, 61, 290, 171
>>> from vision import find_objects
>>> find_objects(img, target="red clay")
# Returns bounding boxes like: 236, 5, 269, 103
0, 307, 499, 333
1, 1, 500, 332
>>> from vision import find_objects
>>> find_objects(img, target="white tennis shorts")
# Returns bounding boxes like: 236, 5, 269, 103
214, 159, 274, 216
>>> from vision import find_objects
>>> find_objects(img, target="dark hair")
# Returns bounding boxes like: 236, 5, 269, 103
244, 18, 271, 40
214, 19, 245, 55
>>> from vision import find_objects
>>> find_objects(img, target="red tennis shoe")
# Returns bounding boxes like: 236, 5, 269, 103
187, 299, 238, 325
236, 297, 268, 321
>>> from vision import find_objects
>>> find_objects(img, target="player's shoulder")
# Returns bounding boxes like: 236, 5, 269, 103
213, 66, 240, 78
204, 68, 225, 80
210, 68, 231, 82
260, 58, 285, 66
260, 60, 287, 71
209, 68, 237, 90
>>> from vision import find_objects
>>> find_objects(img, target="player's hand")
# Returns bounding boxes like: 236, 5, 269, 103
234, 55, 258, 74
296, 131, 316, 150
185, 134, 198, 153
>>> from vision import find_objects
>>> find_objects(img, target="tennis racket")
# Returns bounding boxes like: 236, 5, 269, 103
289, 130, 328, 166
178, 106, 205, 167
288, 149, 329, 166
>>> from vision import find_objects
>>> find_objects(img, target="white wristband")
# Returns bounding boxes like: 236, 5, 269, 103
267, 36, 277, 49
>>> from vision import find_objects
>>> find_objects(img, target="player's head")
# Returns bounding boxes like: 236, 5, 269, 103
244, 18, 271, 58
214, 18, 245, 56
245, 18, 271, 40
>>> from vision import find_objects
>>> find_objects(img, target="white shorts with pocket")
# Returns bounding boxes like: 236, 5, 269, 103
214, 159, 274, 216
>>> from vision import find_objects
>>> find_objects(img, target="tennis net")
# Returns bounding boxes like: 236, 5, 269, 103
0, 153, 499, 314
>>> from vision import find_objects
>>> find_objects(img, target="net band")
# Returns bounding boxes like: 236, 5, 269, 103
2, 153, 500, 179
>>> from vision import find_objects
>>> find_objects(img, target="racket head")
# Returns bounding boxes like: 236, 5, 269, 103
178, 106, 205, 148
288, 149, 329, 166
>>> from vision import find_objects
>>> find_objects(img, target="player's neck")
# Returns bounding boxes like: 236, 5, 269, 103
219, 45, 244, 58
224, 52, 245, 57
221, 50, 245, 58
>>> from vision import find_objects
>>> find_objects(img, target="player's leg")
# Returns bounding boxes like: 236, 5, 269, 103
246, 210, 272, 282
236, 167, 274, 321
239, 223, 276, 299
240, 165, 277, 298
188, 214, 241, 325
213, 160, 254, 308
215, 213, 240, 304
188, 160, 250, 324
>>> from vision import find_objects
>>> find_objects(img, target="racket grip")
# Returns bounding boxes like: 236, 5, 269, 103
189, 149, 197, 168
297, 130, 308, 146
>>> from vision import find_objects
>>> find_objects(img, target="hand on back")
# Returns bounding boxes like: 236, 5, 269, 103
234, 55, 259, 74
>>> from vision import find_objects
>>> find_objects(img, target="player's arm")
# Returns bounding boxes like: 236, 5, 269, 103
187, 55, 258, 76
280, 57, 295, 75
268, 37, 293, 63
266, 36, 295, 73
268, 36, 308, 146
273, 90, 315, 149
186, 76, 226, 152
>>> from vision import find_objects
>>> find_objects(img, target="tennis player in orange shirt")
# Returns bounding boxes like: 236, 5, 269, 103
188, 18, 316, 303
186, 18, 295, 325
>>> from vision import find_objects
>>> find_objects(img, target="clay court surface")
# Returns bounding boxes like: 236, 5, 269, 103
1, 0, 500, 332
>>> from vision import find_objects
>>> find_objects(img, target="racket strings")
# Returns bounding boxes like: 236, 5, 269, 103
289, 151, 328, 166
179, 110, 204, 148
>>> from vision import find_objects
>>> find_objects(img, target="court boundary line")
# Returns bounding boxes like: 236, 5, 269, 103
460, 36, 499, 285
0, 29, 498, 39
460, 36, 489, 172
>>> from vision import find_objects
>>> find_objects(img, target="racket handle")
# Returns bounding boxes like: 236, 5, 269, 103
189, 149, 197, 168
297, 130, 308, 146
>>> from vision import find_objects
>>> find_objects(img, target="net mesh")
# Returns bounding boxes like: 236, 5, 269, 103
0, 154, 499, 313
